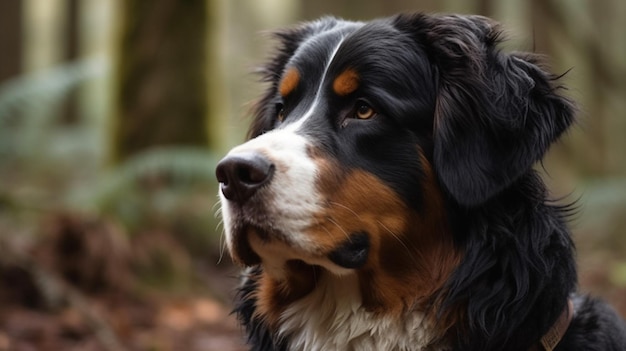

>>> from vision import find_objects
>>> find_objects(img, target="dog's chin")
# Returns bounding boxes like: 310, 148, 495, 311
230, 225, 312, 268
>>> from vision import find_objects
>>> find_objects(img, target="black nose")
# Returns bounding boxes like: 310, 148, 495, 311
215, 153, 275, 203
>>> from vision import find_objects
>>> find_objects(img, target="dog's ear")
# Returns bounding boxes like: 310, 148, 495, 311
395, 14, 576, 207
248, 17, 341, 139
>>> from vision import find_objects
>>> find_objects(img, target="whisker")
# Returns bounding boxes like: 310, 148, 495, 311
211, 198, 222, 213
213, 200, 224, 229
377, 220, 421, 266
327, 217, 350, 241
327, 201, 362, 241
328, 201, 362, 220
217, 231, 227, 265
215, 219, 224, 232
328, 201, 418, 265
216, 218, 229, 265
319, 222, 334, 237
213, 200, 227, 264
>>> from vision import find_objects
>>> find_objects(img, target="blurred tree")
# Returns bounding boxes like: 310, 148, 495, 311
531, 0, 626, 176
112, 0, 210, 162
301, 0, 441, 20
61, 0, 80, 125
0, 1, 23, 82
477, 0, 494, 16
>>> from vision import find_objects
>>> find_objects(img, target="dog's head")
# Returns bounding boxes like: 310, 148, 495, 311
216, 13, 574, 318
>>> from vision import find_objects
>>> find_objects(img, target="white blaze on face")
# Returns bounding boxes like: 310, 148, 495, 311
220, 35, 349, 260
286, 36, 346, 131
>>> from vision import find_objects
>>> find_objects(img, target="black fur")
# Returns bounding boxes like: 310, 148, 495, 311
231, 12, 626, 350
234, 266, 287, 351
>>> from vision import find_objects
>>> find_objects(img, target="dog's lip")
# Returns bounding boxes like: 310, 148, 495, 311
327, 231, 370, 269
231, 225, 263, 266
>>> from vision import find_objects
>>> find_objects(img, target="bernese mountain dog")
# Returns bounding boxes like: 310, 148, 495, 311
215, 12, 626, 351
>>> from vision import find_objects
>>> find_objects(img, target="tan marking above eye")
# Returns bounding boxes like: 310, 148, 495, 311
279, 67, 300, 97
333, 68, 360, 96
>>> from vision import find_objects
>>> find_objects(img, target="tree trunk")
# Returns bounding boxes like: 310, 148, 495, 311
62, 0, 80, 125
112, 0, 209, 162
0, 1, 23, 82
301, 0, 442, 20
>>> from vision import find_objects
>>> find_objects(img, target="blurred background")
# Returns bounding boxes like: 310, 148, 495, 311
0, 0, 624, 350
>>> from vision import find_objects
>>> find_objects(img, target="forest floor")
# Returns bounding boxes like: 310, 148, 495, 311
0, 215, 625, 351
2, 257, 625, 351
0, 261, 247, 351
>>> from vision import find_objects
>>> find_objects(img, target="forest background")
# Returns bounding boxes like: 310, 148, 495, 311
0, 0, 625, 350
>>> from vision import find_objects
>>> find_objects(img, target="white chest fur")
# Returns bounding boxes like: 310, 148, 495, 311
275, 273, 449, 351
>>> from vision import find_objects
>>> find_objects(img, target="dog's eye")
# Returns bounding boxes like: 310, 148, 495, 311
355, 102, 376, 120
276, 104, 285, 122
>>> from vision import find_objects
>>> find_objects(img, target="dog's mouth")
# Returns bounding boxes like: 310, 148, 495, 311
229, 222, 371, 272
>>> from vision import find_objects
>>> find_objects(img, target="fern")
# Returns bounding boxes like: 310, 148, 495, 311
82, 146, 219, 203
0, 58, 107, 161
69, 146, 221, 231
0, 59, 226, 292
0, 58, 224, 242
0, 58, 106, 122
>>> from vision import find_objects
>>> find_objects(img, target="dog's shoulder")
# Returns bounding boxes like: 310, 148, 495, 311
557, 295, 626, 350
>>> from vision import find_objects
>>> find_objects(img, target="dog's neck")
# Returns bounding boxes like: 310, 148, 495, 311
272, 270, 451, 351
248, 190, 461, 349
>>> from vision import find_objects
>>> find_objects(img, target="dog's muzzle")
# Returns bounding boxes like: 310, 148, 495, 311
215, 130, 372, 272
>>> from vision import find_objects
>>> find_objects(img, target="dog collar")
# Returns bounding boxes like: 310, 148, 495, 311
535, 299, 574, 351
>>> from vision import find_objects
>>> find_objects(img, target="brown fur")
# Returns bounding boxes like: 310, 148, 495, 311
279, 67, 300, 97
332, 68, 360, 96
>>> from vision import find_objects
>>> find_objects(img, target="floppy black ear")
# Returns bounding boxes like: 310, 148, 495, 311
247, 17, 342, 139
395, 14, 576, 207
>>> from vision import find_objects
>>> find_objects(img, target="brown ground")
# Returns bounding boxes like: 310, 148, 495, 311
3, 260, 624, 351
0, 214, 624, 351
0, 262, 247, 351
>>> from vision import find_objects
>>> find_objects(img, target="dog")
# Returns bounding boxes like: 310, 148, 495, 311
215, 12, 626, 351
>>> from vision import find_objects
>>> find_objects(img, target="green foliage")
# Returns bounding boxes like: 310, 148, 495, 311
0, 58, 225, 295
70, 146, 222, 245
0, 59, 223, 250
578, 178, 626, 252
0, 58, 106, 162
74, 146, 220, 209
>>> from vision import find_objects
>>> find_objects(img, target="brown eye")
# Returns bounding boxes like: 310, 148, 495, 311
355, 102, 375, 119
276, 104, 285, 122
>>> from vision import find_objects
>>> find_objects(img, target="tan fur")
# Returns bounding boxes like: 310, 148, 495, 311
332, 68, 360, 96
279, 67, 300, 97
